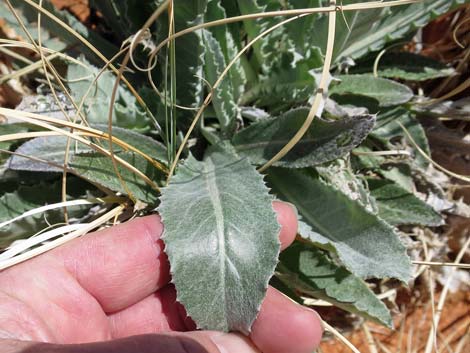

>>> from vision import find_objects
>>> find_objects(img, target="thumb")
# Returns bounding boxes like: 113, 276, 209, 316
0, 333, 260, 353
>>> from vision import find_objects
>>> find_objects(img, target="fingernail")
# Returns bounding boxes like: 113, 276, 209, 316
211, 333, 258, 353
284, 202, 299, 220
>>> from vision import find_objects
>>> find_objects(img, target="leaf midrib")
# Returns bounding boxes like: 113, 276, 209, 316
204, 156, 227, 323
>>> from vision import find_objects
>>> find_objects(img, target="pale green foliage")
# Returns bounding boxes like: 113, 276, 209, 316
70, 152, 161, 203
158, 149, 280, 333
7, 127, 167, 203
328, 0, 468, 62
368, 179, 443, 226
280, 244, 393, 327
269, 169, 412, 282
8, 136, 91, 172
330, 75, 414, 107
203, 30, 239, 135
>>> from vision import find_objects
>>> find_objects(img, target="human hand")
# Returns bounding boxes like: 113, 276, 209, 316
0, 201, 323, 353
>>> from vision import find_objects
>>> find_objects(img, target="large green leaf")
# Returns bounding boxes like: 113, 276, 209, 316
236, 0, 280, 68
8, 136, 91, 172
321, 0, 469, 63
7, 128, 166, 203
368, 178, 443, 227
330, 75, 413, 107
279, 243, 393, 327
158, 148, 280, 333
268, 168, 411, 281
353, 52, 456, 81
70, 151, 161, 204
7, 126, 167, 172
232, 107, 375, 168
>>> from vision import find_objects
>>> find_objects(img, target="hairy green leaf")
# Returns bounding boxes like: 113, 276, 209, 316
330, 75, 413, 107
7, 126, 166, 172
203, 29, 239, 136
7, 127, 166, 203
240, 58, 319, 108
268, 168, 411, 281
236, 0, 280, 68
354, 52, 455, 81
279, 243, 393, 327
154, 0, 207, 129
70, 151, 160, 204
324, 0, 469, 63
206, 0, 246, 101
158, 149, 280, 333
233, 107, 375, 168
8, 135, 91, 172
368, 178, 443, 226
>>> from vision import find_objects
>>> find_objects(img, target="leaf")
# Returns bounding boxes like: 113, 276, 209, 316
67, 58, 152, 132
0, 180, 91, 248
354, 52, 456, 81
330, 75, 413, 107
0, 124, 37, 159
236, 0, 279, 67
279, 243, 393, 327
8, 136, 91, 172
70, 151, 160, 204
7, 127, 166, 203
372, 107, 430, 168
240, 58, 319, 108
11, 93, 76, 123
202, 29, 239, 136
153, 0, 207, 129
378, 163, 414, 193
232, 107, 375, 168
205, 0, 246, 101
368, 178, 443, 226
158, 148, 280, 333
7, 126, 167, 172
268, 168, 411, 282
92, 125, 167, 163
323, 0, 469, 63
